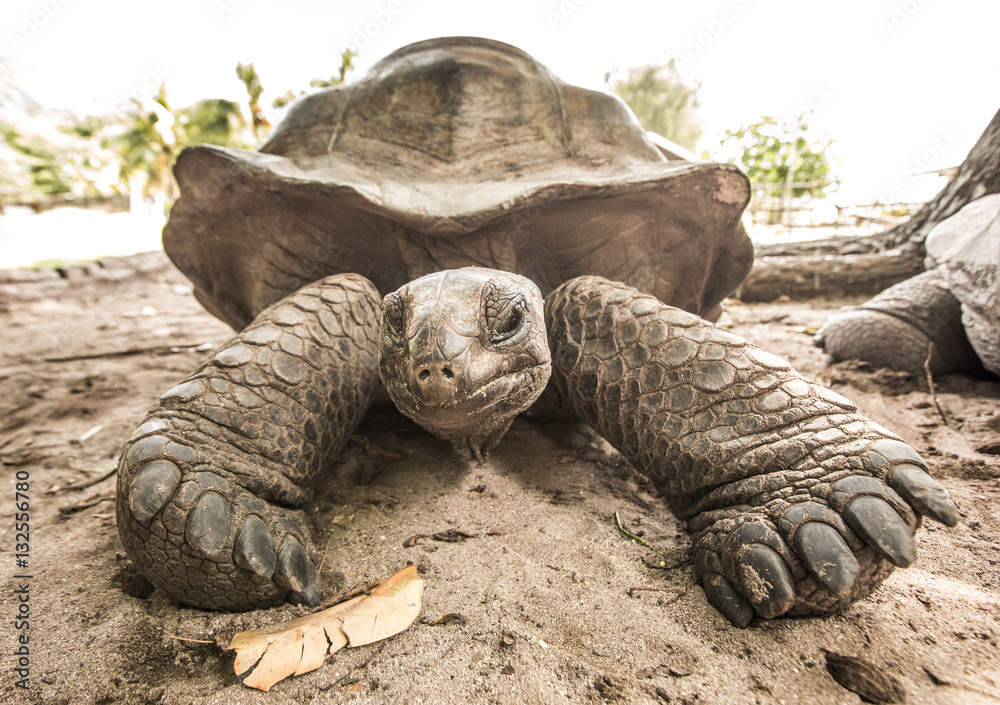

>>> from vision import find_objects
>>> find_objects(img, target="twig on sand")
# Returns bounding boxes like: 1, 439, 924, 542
318, 533, 335, 574
924, 343, 949, 427
76, 424, 104, 443
613, 511, 665, 556
57, 495, 113, 517
47, 465, 117, 494
626, 586, 686, 603
168, 636, 214, 644
43, 342, 213, 363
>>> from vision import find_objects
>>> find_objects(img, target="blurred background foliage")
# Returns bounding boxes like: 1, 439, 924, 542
609, 60, 703, 152
0, 49, 356, 204
720, 114, 833, 198
2, 49, 832, 210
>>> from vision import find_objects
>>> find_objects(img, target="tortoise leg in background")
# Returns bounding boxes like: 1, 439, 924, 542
116, 274, 381, 610
545, 276, 960, 626
814, 270, 983, 376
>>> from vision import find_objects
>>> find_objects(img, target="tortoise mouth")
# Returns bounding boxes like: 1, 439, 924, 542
389, 363, 551, 438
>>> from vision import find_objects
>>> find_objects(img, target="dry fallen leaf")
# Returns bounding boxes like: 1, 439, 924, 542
227, 565, 423, 691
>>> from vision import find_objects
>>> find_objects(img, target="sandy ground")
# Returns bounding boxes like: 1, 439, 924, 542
0, 252, 998, 705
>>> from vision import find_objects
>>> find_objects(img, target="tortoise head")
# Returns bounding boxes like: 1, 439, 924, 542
378, 268, 552, 462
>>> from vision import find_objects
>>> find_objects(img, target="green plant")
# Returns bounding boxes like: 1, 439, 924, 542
611, 61, 703, 151
720, 115, 833, 198
63, 50, 358, 201
273, 49, 355, 109
236, 62, 270, 139
1, 123, 72, 195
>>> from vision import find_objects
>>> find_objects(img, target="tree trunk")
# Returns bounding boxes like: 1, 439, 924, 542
735, 251, 920, 303
740, 107, 1000, 302
875, 106, 1000, 257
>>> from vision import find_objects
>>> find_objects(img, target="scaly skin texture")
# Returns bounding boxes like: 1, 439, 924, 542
814, 270, 982, 375
545, 276, 960, 625
116, 274, 380, 610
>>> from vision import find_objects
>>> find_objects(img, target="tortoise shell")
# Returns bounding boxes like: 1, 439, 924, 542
163, 36, 752, 330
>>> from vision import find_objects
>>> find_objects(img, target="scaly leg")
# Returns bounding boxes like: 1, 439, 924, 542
814, 270, 982, 375
545, 276, 960, 626
116, 274, 380, 610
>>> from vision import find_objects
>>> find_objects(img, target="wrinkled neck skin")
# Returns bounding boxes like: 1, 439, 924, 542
378, 268, 552, 463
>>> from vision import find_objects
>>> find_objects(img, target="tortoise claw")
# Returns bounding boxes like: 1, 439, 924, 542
186, 491, 233, 559
702, 572, 754, 627
844, 496, 917, 567
276, 537, 320, 606
739, 544, 796, 618
127, 459, 181, 526
794, 521, 859, 596
891, 463, 961, 527
234, 515, 278, 579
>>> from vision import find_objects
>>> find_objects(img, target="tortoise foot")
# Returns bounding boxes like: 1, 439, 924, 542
116, 274, 381, 610
123, 436, 320, 609
691, 439, 959, 626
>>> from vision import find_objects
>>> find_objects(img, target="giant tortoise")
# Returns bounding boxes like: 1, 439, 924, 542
116, 37, 959, 627
817, 193, 1000, 377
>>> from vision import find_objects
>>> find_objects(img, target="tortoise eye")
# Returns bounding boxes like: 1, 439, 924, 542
485, 282, 527, 344
491, 302, 523, 342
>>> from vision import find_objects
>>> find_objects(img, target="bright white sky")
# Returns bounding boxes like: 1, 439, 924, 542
2, 0, 998, 205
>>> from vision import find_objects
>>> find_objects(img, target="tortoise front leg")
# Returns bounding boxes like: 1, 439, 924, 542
116, 274, 380, 610
545, 276, 960, 626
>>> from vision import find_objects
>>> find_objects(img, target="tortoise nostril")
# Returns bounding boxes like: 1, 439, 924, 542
416, 366, 457, 389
